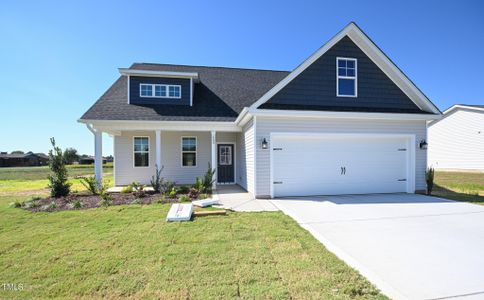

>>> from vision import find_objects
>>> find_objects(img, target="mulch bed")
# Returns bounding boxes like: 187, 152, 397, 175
23, 192, 180, 212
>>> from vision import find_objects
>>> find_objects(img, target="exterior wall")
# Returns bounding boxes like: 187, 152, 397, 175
428, 109, 484, 171
236, 132, 245, 188
260, 36, 422, 113
129, 76, 191, 105
114, 131, 212, 185
113, 130, 243, 186
240, 119, 255, 194
255, 117, 428, 197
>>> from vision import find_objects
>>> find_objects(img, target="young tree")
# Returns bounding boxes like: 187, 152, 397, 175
48, 138, 71, 197
63, 147, 79, 164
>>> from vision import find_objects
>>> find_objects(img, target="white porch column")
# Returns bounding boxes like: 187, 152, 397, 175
211, 130, 217, 189
94, 131, 103, 182
155, 130, 161, 171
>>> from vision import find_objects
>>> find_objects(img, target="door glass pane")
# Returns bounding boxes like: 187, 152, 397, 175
219, 146, 232, 166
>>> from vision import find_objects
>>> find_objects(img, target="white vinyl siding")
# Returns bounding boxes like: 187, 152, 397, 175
114, 131, 242, 186
428, 109, 484, 171
114, 131, 156, 185
243, 119, 255, 194
236, 132, 246, 189
114, 131, 211, 186
255, 117, 427, 197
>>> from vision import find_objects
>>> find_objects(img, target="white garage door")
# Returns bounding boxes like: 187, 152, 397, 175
272, 134, 411, 197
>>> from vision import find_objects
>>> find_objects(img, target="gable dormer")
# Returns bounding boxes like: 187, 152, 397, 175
251, 23, 440, 115
119, 68, 199, 106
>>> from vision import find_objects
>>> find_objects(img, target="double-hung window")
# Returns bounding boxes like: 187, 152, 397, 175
140, 84, 153, 97
139, 83, 181, 99
181, 137, 197, 167
134, 137, 149, 167
336, 57, 357, 97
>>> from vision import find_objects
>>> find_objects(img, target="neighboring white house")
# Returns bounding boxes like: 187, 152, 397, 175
79, 22, 442, 198
428, 104, 484, 172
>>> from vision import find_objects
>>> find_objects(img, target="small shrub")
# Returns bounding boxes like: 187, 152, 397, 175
188, 188, 200, 199
168, 187, 177, 198
179, 195, 190, 202
10, 201, 22, 208
79, 176, 101, 195
99, 199, 112, 207
48, 202, 57, 210
426, 167, 435, 195
202, 163, 216, 194
177, 185, 190, 194
162, 180, 176, 195
47, 138, 71, 197
155, 197, 166, 204
72, 200, 83, 209
24, 198, 41, 209
99, 195, 113, 207
194, 177, 204, 191
198, 193, 208, 200
121, 185, 132, 193
131, 182, 146, 198
150, 165, 164, 193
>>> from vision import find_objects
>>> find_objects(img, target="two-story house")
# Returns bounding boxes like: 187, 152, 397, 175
79, 22, 441, 198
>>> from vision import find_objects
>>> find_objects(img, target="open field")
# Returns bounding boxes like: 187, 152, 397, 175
0, 163, 113, 181
0, 164, 113, 196
433, 171, 484, 204
0, 165, 384, 299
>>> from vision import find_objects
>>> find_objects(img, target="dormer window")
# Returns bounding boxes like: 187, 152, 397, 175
139, 84, 181, 99
336, 57, 357, 97
140, 84, 153, 97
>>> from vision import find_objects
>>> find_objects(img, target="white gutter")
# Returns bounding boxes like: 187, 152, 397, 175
249, 108, 442, 121
118, 68, 199, 82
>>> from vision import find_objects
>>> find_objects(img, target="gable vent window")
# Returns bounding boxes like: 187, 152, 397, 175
336, 57, 357, 97
139, 84, 181, 99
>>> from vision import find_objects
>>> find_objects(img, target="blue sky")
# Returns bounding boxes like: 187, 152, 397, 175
0, 0, 482, 155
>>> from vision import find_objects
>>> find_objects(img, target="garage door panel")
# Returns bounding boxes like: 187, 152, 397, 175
272, 135, 409, 197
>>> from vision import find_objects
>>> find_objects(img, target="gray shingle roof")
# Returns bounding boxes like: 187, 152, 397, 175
80, 63, 289, 122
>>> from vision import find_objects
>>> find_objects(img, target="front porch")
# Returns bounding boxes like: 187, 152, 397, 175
215, 185, 278, 212
85, 122, 248, 191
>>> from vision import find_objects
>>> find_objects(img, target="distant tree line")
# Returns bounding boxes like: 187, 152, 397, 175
3, 148, 113, 165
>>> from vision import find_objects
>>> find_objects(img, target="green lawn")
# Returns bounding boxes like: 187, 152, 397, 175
0, 164, 113, 197
433, 171, 484, 204
0, 166, 384, 299
0, 163, 112, 181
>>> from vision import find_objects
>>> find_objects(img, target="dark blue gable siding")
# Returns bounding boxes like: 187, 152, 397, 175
259, 36, 424, 113
129, 76, 191, 105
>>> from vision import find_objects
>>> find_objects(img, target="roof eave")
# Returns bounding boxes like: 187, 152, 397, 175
118, 68, 200, 82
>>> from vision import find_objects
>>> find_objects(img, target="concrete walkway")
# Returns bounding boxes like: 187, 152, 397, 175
215, 185, 278, 212
271, 194, 484, 300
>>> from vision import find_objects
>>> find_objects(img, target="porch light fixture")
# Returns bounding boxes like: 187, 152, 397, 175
419, 140, 428, 150
261, 138, 268, 149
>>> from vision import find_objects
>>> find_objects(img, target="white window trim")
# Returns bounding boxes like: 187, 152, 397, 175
181, 136, 197, 168
133, 136, 150, 168
139, 83, 181, 99
336, 57, 358, 98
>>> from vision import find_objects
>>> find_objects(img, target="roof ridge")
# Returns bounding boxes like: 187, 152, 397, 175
130, 62, 290, 73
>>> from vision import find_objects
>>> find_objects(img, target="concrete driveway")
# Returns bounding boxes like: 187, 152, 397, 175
270, 194, 484, 300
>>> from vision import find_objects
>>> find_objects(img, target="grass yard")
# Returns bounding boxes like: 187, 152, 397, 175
433, 171, 484, 204
0, 163, 113, 181
0, 166, 385, 299
0, 164, 113, 197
